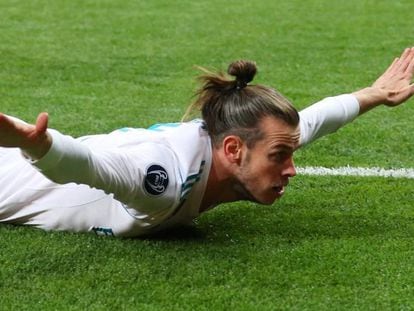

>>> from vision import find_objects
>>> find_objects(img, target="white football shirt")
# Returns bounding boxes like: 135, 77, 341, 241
0, 120, 212, 237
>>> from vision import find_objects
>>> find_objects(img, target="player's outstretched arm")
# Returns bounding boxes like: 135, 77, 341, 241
0, 112, 52, 159
354, 47, 414, 114
298, 47, 414, 147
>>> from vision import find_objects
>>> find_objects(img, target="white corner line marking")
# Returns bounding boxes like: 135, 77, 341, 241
297, 166, 414, 179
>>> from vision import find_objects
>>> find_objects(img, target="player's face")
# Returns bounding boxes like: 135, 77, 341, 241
234, 116, 300, 205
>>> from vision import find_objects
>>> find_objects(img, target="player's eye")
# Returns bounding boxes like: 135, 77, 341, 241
269, 151, 287, 162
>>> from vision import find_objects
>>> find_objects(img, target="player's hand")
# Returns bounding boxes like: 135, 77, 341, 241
0, 112, 52, 159
372, 47, 414, 107
354, 47, 414, 114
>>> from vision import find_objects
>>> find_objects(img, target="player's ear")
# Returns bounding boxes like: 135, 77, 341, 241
222, 135, 243, 164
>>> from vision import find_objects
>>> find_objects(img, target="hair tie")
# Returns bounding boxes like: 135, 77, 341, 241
236, 80, 247, 90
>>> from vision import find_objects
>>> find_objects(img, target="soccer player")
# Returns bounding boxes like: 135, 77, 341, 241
0, 48, 413, 237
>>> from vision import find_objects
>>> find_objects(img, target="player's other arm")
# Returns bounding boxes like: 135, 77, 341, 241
299, 47, 414, 147
0, 115, 178, 206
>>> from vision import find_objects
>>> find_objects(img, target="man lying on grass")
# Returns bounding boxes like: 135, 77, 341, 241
0, 48, 413, 237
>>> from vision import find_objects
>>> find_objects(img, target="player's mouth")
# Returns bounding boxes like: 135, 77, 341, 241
272, 185, 285, 198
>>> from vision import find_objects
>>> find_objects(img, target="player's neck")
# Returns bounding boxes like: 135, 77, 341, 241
200, 149, 239, 212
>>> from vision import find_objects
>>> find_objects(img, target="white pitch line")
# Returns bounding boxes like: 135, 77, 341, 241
297, 166, 414, 179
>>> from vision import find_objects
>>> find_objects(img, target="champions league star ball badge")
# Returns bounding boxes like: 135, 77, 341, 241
144, 165, 169, 196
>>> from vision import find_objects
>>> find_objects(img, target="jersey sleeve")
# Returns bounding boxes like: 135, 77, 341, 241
298, 94, 360, 147
30, 129, 180, 216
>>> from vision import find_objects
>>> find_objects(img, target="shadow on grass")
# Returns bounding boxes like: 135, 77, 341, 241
139, 224, 207, 241
1, 203, 413, 245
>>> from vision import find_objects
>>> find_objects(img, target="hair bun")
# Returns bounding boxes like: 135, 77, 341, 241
227, 60, 257, 88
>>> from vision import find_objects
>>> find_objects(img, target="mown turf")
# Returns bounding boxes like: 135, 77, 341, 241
1, 0, 414, 309
1, 177, 414, 310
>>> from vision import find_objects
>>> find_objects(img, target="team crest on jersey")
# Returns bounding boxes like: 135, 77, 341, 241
144, 164, 169, 196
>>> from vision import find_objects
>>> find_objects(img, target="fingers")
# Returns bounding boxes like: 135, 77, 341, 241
384, 57, 400, 75
35, 112, 49, 134
0, 113, 18, 129
386, 47, 414, 78
404, 47, 414, 77
388, 48, 409, 75
397, 47, 414, 73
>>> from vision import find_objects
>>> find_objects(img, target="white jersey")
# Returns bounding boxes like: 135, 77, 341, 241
0, 94, 360, 237
0, 120, 212, 237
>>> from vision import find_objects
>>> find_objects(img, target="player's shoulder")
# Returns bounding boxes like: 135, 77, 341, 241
147, 119, 207, 135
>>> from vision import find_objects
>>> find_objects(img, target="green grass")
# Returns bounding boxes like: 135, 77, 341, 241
1, 0, 414, 309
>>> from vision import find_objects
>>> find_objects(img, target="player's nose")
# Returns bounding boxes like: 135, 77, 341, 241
282, 155, 296, 178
